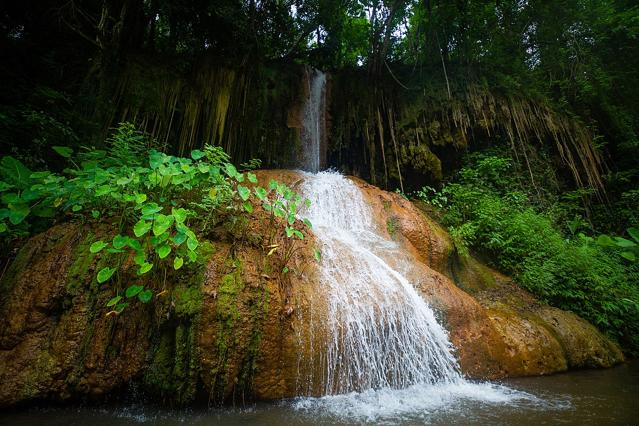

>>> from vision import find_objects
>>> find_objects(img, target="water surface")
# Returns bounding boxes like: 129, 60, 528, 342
2, 360, 637, 425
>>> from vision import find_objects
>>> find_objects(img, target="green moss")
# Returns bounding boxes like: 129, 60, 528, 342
66, 232, 97, 296
386, 216, 399, 237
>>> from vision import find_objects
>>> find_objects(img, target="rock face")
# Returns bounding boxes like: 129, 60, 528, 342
0, 171, 623, 408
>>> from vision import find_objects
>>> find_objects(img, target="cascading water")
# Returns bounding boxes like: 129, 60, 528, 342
291, 71, 535, 421
298, 69, 326, 173
300, 172, 461, 394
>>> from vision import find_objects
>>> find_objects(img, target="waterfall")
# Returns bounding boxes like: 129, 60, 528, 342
299, 172, 461, 395
291, 72, 529, 421
298, 69, 326, 173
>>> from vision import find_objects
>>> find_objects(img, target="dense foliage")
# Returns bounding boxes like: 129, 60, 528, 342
417, 152, 639, 352
0, 123, 313, 313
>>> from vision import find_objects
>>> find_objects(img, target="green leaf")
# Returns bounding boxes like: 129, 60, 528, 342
287, 214, 295, 225
620, 251, 636, 261
91, 210, 100, 219
115, 302, 128, 313
247, 172, 257, 183
125, 285, 144, 298
174, 256, 184, 270
187, 237, 199, 251
268, 179, 278, 190
152, 214, 174, 236
134, 219, 152, 237
243, 201, 253, 213
0, 156, 33, 189
90, 240, 108, 253
72, 204, 82, 212
106, 295, 122, 307
225, 163, 238, 178
628, 228, 639, 244
0, 181, 11, 192
135, 193, 147, 204
112, 234, 128, 250
191, 149, 205, 160
138, 262, 153, 275
303, 218, 313, 229
293, 230, 304, 240
282, 266, 289, 274
172, 207, 188, 223
187, 249, 197, 262
52, 146, 73, 158
237, 185, 250, 201
138, 289, 153, 303
97, 267, 116, 283
614, 237, 636, 248
8, 204, 29, 225
0, 223, 7, 233
597, 235, 616, 247
156, 244, 171, 259
314, 248, 322, 262
255, 186, 267, 200
141, 203, 162, 216
285, 226, 294, 238
172, 232, 188, 246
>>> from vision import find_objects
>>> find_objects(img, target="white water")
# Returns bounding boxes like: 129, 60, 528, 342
299, 69, 326, 173
293, 171, 538, 420
292, 72, 538, 420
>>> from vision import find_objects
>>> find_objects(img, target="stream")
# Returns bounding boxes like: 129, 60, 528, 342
1, 360, 637, 425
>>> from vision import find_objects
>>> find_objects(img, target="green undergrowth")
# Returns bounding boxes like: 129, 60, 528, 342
417, 151, 639, 353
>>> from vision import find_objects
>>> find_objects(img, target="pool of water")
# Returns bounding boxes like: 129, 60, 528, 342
2, 361, 638, 425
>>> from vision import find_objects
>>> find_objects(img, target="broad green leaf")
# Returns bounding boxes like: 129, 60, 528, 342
620, 251, 636, 261
0, 181, 11, 192
115, 302, 128, 313
135, 193, 147, 204
1, 192, 20, 205
293, 230, 304, 240
303, 218, 313, 229
174, 256, 184, 270
243, 201, 253, 213
285, 226, 294, 238
208, 187, 217, 198
0, 223, 7, 233
138, 289, 153, 303
187, 249, 197, 262
254, 186, 267, 200
628, 227, 639, 244
614, 237, 636, 248
172, 207, 188, 223
90, 240, 108, 253
268, 179, 278, 190
597, 235, 615, 247
274, 207, 285, 218
172, 232, 187, 246
287, 214, 295, 225
134, 219, 152, 237
187, 237, 198, 251
282, 266, 289, 274
91, 210, 100, 219
8, 204, 29, 225
314, 248, 322, 262
126, 238, 142, 251
134, 251, 146, 265
247, 172, 257, 183
138, 262, 153, 275
125, 285, 144, 298
0, 156, 33, 189
72, 204, 82, 212
97, 267, 116, 283
52, 146, 73, 158
191, 149, 205, 160
106, 295, 122, 307
237, 185, 250, 201
95, 185, 112, 196
152, 214, 174, 236
141, 203, 162, 216
112, 234, 128, 249
225, 163, 238, 178
156, 244, 171, 259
